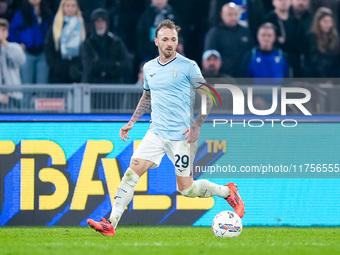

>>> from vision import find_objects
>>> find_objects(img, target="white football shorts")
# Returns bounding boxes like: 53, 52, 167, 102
132, 130, 198, 177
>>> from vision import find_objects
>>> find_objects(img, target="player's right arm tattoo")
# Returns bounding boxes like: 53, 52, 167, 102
130, 90, 151, 124
194, 93, 213, 128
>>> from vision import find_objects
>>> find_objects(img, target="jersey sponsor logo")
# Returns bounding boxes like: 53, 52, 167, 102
150, 73, 156, 77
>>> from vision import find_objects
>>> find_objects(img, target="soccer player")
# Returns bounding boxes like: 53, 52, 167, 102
87, 19, 245, 236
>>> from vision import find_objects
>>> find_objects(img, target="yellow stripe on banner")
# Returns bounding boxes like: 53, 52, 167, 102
176, 196, 214, 210
135, 175, 147, 192
21, 158, 35, 210
70, 141, 112, 210
133, 195, 171, 210
21, 140, 66, 165
39, 168, 69, 210
134, 140, 142, 149
101, 158, 121, 205
0, 141, 15, 154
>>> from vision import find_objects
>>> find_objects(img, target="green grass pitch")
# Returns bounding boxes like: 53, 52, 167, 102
1, 227, 340, 255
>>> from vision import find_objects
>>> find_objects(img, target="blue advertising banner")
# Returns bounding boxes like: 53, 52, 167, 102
0, 116, 340, 226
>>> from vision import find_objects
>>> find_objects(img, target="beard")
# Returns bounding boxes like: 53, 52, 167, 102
161, 47, 175, 58
203, 66, 219, 78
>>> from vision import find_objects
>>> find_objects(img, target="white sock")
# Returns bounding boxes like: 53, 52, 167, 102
180, 179, 230, 198
109, 168, 139, 229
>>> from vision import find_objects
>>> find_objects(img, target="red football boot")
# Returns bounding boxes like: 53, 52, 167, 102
225, 183, 245, 218
87, 218, 115, 236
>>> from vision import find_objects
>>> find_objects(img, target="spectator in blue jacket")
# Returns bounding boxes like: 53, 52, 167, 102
8, 0, 52, 84
241, 23, 289, 109
242, 22, 289, 79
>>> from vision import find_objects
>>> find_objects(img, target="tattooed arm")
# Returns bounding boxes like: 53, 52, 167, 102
130, 90, 151, 123
119, 90, 151, 142
183, 85, 213, 143
195, 85, 214, 127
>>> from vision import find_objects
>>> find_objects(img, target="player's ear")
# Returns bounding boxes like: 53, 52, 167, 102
154, 37, 158, 47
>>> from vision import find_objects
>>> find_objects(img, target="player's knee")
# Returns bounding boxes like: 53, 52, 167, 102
178, 182, 199, 198
122, 168, 140, 187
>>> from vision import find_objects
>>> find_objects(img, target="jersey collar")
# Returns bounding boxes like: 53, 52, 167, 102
157, 53, 178, 66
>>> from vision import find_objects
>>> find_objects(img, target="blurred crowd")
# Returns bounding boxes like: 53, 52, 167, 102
1, 0, 340, 96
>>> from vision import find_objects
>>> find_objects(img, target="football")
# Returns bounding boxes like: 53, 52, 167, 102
212, 211, 243, 238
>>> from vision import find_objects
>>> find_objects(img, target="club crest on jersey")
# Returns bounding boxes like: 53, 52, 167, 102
275, 56, 281, 63
171, 69, 179, 78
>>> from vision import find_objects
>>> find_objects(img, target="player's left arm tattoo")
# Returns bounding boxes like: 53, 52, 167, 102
194, 86, 214, 128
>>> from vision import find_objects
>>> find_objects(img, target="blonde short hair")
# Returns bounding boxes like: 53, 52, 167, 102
155, 19, 181, 38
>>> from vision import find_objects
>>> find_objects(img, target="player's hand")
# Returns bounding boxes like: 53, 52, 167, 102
183, 126, 200, 143
119, 121, 134, 142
